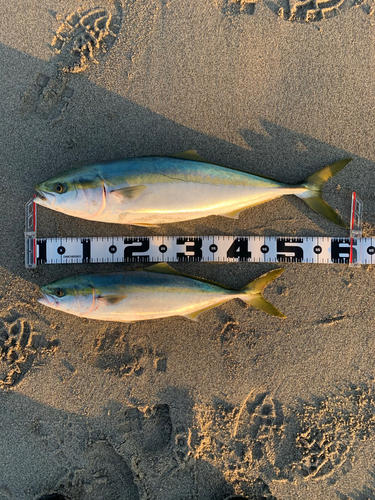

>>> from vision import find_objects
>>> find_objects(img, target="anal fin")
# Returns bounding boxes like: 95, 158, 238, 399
131, 222, 159, 227
221, 208, 244, 219
183, 299, 230, 321
221, 198, 280, 219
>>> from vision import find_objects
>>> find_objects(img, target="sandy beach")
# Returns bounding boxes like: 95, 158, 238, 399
1, 0, 375, 498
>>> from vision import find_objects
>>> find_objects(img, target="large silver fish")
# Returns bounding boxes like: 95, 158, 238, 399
35, 151, 352, 227
38, 264, 286, 322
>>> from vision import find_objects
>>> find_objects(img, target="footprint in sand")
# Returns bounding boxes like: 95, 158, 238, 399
295, 384, 375, 480
82, 441, 139, 500
142, 404, 173, 453
103, 401, 191, 495
45, 441, 139, 500
193, 394, 287, 490
20, 73, 74, 125
193, 383, 375, 488
234, 391, 284, 464
20, 3, 122, 124
277, 0, 359, 22
195, 383, 375, 486
218, 0, 259, 16
92, 327, 169, 378
0, 310, 58, 388
110, 402, 173, 453
174, 424, 190, 463
234, 386, 375, 481
234, 384, 375, 481
51, 4, 122, 74
215, 0, 374, 21
92, 326, 145, 378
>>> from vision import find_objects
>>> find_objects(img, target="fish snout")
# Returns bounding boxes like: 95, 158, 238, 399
38, 292, 57, 308
34, 187, 55, 206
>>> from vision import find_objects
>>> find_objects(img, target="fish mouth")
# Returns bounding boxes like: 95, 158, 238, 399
34, 189, 55, 206
35, 188, 46, 201
38, 291, 57, 308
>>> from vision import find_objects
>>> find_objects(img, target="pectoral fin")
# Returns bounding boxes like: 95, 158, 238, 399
97, 294, 127, 306
110, 185, 147, 201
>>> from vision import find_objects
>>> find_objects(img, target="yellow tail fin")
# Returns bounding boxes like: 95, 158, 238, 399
240, 269, 286, 318
297, 159, 352, 227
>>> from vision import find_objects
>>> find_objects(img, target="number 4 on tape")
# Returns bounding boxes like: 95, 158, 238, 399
25, 192, 370, 268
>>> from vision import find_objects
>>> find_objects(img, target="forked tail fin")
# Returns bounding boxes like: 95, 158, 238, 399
297, 159, 352, 227
240, 269, 286, 318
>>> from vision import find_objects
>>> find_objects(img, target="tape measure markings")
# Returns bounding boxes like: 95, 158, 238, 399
29, 235, 370, 266
25, 193, 369, 267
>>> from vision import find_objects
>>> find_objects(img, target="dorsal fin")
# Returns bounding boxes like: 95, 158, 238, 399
169, 150, 215, 164
168, 151, 281, 181
144, 263, 231, 289
144, 263, 182, 276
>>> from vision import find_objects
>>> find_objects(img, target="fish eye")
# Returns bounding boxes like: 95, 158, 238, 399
55, 289, 65, 297
54, 183, 65, 194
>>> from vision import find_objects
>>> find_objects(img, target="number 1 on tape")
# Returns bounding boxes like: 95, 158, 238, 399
25, 193, 368, 267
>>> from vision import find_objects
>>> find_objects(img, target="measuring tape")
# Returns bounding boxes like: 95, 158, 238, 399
25, 193, 369, 268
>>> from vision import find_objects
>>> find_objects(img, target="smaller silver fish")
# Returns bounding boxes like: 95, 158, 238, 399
38, 264, 286, 322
